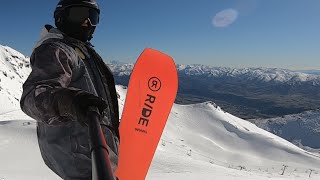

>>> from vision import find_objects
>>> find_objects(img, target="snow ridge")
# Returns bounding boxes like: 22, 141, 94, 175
252, 110, 320, 151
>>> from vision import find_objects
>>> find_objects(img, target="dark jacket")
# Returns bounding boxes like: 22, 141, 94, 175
20, 26, 119, 180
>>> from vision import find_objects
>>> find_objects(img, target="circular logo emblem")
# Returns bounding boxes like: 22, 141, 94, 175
148, 77, 161, 92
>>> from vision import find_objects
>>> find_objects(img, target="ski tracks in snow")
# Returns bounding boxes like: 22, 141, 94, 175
0, 109, 20, 116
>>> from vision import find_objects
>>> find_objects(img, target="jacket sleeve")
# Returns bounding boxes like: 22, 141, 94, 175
20, 42, 81, 125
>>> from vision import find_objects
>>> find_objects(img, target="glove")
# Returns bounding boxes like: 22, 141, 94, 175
72, 91, 108, 126
52, 88, 108, 126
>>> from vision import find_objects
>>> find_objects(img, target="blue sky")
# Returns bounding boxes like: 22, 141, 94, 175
0, 0, 320, 70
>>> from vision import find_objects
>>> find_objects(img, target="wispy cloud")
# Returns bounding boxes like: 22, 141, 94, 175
212, 8, 238, 28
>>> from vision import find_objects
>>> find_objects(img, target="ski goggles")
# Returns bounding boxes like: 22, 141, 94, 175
66, 6, 100, 26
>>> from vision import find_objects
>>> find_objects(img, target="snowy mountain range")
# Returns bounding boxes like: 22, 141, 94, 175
109, 62, 320, 119
1, 45, 320, 179
109, 63, 320, 85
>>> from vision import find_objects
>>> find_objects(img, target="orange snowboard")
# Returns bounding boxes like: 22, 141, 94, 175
115, 48, 178, 180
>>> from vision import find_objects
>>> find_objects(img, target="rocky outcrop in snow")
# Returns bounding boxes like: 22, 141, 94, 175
0, 45, 31, 111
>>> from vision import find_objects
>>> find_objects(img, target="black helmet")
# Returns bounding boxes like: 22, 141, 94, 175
54, 0, 100, 42
54, 0, 100, 19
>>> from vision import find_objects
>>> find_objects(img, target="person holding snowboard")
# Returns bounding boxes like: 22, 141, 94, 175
20, 0, 119, 179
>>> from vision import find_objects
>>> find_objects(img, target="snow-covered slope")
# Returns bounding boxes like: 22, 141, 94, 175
117, 85, 320, 179
0, 45, 30, 111
1, 85, 319, 180
109, 63, 320, 85
0, 46, 319, 179
251, 110, 320, 152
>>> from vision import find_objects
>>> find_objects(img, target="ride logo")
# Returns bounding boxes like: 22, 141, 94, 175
135, 77, 162, 134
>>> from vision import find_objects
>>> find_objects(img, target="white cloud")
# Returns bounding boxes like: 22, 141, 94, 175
212, 8, 238, 28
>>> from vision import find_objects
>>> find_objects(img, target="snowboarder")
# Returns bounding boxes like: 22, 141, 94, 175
20, 0, 119, 179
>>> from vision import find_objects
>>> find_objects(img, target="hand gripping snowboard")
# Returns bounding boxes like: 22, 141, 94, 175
115, 48, 178, 180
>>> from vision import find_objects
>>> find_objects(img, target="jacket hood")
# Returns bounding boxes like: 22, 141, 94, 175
34, 25, 64, 50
